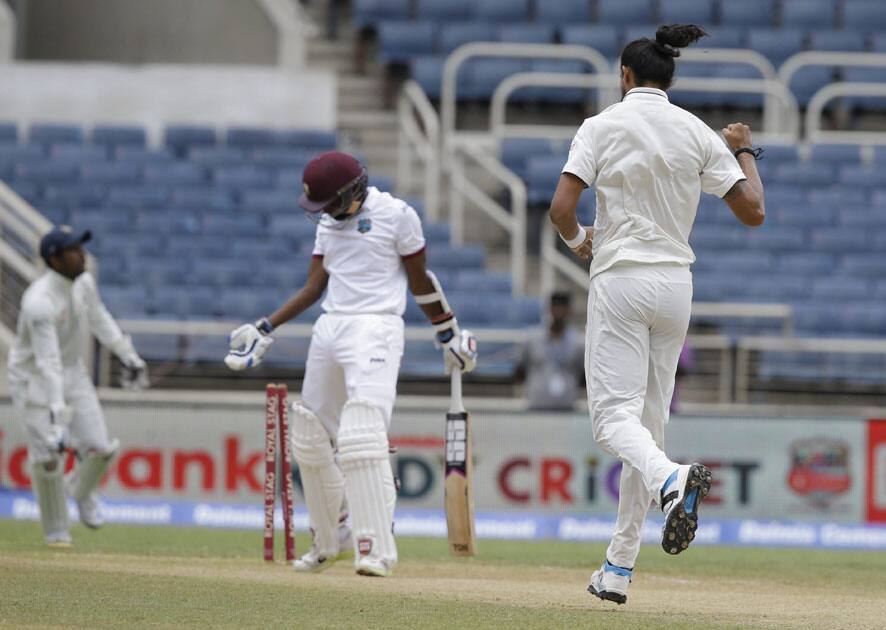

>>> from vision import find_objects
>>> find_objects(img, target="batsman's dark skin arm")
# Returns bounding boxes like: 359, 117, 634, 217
266, 256, 329, 328
403, 250, 445, 319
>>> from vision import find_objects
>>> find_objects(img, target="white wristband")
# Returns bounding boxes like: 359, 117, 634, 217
560, 226, 587, 249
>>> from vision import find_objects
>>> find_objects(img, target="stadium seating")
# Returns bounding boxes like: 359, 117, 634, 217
1, 122, 541, 377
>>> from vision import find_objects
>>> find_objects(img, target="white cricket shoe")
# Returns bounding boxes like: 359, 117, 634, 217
355, 556, 392, 578
76, 492, 104, 529
45, 530, 73, 548
660, 463, 713, 555
587, 560, 632, 605
293, 522, 354, 573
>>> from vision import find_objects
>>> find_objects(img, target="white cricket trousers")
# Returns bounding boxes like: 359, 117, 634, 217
585, 262, 692, 569
301, 313, 405, 434
10, 364, 114, 464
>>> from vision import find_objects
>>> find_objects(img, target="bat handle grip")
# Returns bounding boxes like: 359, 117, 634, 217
450, 368, 464, 413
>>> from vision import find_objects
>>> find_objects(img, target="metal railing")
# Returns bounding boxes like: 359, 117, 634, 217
397, 79, 441, 221
490, 73, 800, 144
447, 143, 527, 295
779, 51, 886, 92
806, 82, 886, 144
440, 42, 616, 149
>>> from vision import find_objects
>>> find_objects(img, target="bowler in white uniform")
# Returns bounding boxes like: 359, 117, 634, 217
225, 151, 477, 577
549, 25, 766, 604
7, 226, 149, 546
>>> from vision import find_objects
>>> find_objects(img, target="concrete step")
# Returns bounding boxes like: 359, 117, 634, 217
338, 109, 399, 128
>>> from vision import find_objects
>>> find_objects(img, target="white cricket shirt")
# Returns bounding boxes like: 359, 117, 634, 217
312, 186, 426, 316
563, 87, 746, 277
7, 270, 126, 407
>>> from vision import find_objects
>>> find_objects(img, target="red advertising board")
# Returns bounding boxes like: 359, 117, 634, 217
866, 420, 886, 523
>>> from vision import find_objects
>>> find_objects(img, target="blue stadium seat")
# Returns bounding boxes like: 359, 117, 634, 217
149, 286, 220, 319
497, 24, 556, 44
240, 190, 300, 213
416, 0, 473, 21
249, 148, 313, 169
225, 127, 277, 148
230, 237, 295, 261
526, 155, 567, 205
475, 0, 530, 22
811, 227, 870, 252
136, 210, 200, 235
411, 55, 445, 98
353, 0, 410, 28
576, 193, 595, 224
212, 165, 274, 190
839, 166, 885, 189
423, 221, 450, 244
0, 122, 17, 142
843, 0, 886, 33
560, 25, 620, 57
506, 296, 542, 326
746, 227, 807, 251
462, 58, 527, 100
597, 0, 653, 25
773, 163, 834, 185
812, 276, 869, 299
144, 163, 207, 186
689, 225, 749, 250
808, 30, 866, 52
453, 270, 511, 293
782, 0, 837, 28
536, 0, 591, 25
91, 125, 146, 147
135, 258, 189, 288
164, 126, 216, 153
809, 143, 862, 164
762, 144, 801, 164
277, 130, 337, 151
500, 137, 567, 179
777, 252, 835, 274
719, 0, 777, 27
202, 213, 264, 236
29, 124, 84, 145
843, 67, 886, 109
698, 28, 747, 49
378, 21, 437, 64
113, 146, 174, 164
808, 188, 866, 206
69, 209, 131, 234
774, 204, 834, 226
188, 146, 247, 167
705, 251, 773, 272
269, 215, 319, 242
747, 29, 805, 66
101, 286, 148, 318
840, 254, 886, 277
81, 162, 141, 185
789, 66, 837, 106
42, 184, 104, 209
838, 206, 886, 227
190, 258, 257, 288
439, 22, 496, 53
525, 59, 591, 103
49, 144, 109, 163
745, 276, 811, 301
426, 245, 485, 269
13, 163, 79, 184
107, 186, 169, 210
170, 187, 235, 211
658, 0, 714, 25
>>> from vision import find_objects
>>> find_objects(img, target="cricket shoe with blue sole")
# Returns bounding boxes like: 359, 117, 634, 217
587, 559, 632, 605
660, 463, 712, 555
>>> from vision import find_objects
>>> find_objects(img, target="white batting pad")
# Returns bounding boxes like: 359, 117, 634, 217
31, 461, 70, 540
71, 439, 120, 502
291, 403, 345, 556
337, 399, 397, 568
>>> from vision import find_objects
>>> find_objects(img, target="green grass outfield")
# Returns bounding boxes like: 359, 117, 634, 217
2, 520, 885, 629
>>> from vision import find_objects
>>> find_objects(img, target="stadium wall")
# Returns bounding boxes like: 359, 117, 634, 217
2, 396, 885, 526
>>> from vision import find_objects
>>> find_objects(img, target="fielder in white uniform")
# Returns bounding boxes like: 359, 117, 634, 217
549, 25, 766, 604
7, 226, 149, 546
225, 151, 477, 577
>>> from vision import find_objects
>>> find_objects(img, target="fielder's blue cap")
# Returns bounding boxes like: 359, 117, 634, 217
39, 225, 91, 261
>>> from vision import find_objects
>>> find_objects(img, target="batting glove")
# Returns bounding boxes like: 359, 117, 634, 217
225, 317, 275, 371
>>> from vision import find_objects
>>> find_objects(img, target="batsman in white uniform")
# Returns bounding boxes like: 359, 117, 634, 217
549, 25, 766, 604
7, 226, 149, 546
225, 151, 477, 577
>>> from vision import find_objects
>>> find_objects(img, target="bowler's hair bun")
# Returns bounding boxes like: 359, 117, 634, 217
654, 24, 708, 58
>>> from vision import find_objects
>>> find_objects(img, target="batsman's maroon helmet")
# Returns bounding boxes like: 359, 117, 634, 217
298, 150, 368, 219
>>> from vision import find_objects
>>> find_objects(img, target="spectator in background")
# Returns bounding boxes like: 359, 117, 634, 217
515, 292, 584, 411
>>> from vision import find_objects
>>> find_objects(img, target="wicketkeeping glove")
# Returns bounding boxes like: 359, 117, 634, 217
225, 317, 274, 371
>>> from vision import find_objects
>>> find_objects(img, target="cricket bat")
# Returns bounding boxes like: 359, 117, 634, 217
444, 367, 477, 556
